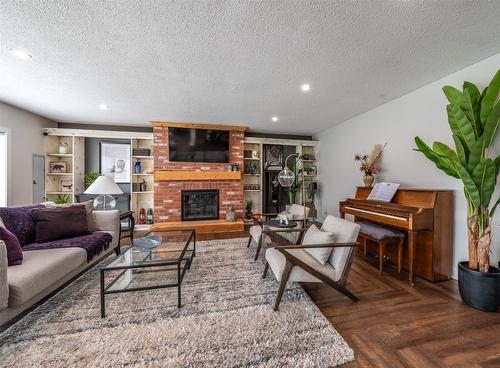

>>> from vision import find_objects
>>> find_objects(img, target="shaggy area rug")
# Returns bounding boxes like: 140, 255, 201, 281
0, 238, 354, 367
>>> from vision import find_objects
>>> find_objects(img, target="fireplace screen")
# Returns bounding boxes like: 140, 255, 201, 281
181, 190, 219, 221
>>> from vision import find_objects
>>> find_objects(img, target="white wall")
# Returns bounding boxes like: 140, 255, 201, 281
0, 102, 56, 206
316, 53, 500, 278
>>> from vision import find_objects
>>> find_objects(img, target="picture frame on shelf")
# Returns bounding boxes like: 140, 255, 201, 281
309, 166, 317, 176
49, 161, 67, 173
100, 142, 131, 183
61, 181, 73, 192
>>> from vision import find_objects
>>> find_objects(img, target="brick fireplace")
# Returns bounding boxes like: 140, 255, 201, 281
153, 124, 245, 223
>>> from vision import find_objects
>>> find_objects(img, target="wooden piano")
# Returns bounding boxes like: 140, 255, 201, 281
339, 187, 453, 284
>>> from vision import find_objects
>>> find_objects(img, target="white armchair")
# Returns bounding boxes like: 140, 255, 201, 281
263, 215, 360, 311
248, 204, 311, 261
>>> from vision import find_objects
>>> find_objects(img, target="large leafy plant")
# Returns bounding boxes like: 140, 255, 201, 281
415, 69, 500, 272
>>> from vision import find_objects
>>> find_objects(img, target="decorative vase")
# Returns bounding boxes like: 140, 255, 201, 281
363, 172, 374, 187
245, 211, 252, 220
58, 142, 68, 154
226, 208, 236, 222
134, 161, 142, 174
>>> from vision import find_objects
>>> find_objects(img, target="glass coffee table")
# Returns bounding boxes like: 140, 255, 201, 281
99, 229, 195, 317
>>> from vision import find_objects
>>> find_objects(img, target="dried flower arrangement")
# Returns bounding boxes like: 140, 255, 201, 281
354, 143, 387, 174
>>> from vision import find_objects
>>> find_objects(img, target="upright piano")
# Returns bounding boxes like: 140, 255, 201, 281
339, 187, 453, 283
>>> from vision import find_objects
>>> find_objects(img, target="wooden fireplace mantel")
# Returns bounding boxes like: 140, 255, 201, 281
154, 170, 242, 181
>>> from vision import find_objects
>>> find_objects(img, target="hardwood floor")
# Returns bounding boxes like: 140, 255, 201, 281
196, 230, 500, 367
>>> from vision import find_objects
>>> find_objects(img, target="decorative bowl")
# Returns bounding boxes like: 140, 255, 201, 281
132, 235, 161, 250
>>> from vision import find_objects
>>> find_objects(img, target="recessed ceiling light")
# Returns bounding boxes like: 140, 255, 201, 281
98, 104, 108, 110
301, 84, 311, 92
9, 49, 32, 61
272, 116, 278, 122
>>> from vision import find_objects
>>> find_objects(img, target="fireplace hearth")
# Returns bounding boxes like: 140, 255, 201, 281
181, 190, 219, 221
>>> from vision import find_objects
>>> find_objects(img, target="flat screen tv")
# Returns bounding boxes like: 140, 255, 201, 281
168, 127, 230, 163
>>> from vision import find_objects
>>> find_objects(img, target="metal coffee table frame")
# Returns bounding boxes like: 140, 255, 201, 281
100, 229, 195, 318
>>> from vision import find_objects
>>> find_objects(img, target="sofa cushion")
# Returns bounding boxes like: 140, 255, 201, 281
45, 200, 97, 232
0, 226, 23, 266
321, 216, 360, 276
0, 204, 44, 246
265, 247, 338, 283
0, 241, 8, 310
7, 247, 86, 307
303, 224, 334, 265
31, 206, 90, 243
23, 232, 112, 262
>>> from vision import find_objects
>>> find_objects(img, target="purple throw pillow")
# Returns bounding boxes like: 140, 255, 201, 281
31, 206, 90, 243
0, 226, 23, 266
0, 204, 44, 246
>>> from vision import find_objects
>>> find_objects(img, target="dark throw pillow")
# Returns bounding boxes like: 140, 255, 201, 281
0, 226, 23, 266
31, 206, 90, 243
0, 204, 44, 246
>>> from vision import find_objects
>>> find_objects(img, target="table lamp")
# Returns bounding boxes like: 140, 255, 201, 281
84, 175, 123, 210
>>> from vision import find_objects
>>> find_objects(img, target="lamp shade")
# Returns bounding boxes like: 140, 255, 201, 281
278, 167, 295, 187
84, 175, 123, 195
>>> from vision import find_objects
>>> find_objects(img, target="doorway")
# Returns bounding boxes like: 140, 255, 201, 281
33, 154, 45, 203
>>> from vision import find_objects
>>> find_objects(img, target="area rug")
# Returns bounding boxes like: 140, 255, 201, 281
0, 238, 354, 367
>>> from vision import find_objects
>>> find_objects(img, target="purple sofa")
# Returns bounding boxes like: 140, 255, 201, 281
0, 204, 120, 325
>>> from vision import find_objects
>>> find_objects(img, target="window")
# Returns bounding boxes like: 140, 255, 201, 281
0, 131, 6, 206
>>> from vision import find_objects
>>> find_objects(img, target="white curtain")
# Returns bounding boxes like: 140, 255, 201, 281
0, 132, 6, 206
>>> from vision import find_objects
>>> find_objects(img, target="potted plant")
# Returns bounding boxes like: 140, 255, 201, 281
415, 69, 500, 312
84, 172, 100, 190
245, 200, 254, 220
354, 144, 386, 187
54, 194, 70, 205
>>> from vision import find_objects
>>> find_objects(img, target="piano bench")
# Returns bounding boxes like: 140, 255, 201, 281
358, 222, 405, 275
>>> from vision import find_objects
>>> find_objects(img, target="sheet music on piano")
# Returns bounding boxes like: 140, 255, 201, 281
367, 182, 400, 202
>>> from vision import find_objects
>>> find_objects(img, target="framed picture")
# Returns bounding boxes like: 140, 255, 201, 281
100, 142, 131, 183
309, 166, 317, 176
61, 180, 73, 192
49, 161, 67, 173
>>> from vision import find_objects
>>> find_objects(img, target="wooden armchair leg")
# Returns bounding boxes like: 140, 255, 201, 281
274, 261, 293, 311
363, 236, 367, 256
254, 236, 263, 261
262, 261, 269, 279
247, 237, 252, 248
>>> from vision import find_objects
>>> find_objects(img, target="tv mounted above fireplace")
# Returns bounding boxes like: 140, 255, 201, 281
169, 127, 229, 163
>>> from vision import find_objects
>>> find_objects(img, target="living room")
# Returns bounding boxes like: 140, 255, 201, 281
0, 1, 499, 367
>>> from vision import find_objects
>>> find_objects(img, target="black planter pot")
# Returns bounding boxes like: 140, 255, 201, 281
458, 262, 500, 312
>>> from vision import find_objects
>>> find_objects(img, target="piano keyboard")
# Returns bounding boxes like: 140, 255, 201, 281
343, 206, 408, 221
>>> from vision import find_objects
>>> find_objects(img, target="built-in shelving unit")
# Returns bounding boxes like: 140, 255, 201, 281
131, 137, 154, 226
43, 128, 155, 230
44, 135, 84, 204
242, 137, 319, 221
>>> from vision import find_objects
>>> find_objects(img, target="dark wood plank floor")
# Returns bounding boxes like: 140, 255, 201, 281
197, 230, 500, 368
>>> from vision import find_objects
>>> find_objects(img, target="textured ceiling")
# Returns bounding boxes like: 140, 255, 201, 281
1, 1, 500, 134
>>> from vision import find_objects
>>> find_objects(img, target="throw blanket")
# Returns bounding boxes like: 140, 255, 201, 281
23, 232, 112, 262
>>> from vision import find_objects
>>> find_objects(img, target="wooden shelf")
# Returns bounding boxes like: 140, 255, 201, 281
132, 191, 154, 194
46, 173, 72, 176
244, 173, 260, 176
151, 219, 244, 234
155, 170, 242, 181
244, 157, 261, 160
46, 191, 72, 195
132, 173, 154, 176
46, 153, 73, 157
132, 156, 154, 159
245, 190, 261, 192
302, 159, 317, 162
